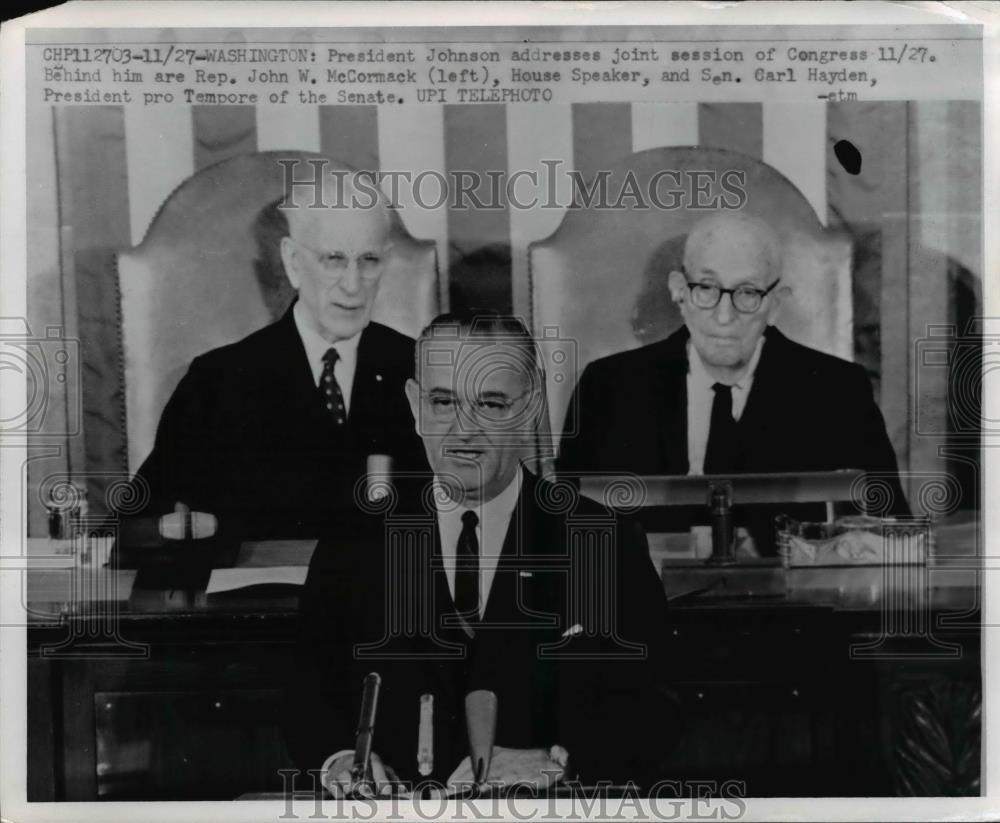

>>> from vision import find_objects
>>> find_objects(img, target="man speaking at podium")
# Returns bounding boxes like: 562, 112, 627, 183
127, 167, 423, 540
285, 313, 670, 793
558, 211, 908, 545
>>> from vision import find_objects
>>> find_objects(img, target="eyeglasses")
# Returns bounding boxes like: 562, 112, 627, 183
684, 277, 781, 314
288, 236, 384, 280
418, 387, 534, 425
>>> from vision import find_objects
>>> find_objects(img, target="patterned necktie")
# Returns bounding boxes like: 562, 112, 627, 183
703, 382, 739, 474
320, 348, 347, 427
454, 510, 480, 622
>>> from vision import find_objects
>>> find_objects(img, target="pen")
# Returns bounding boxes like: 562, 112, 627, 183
417, 693, 434, 777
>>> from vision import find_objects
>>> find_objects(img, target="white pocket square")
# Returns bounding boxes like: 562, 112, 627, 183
518, 570, 533, 578
561, 623, 583, 638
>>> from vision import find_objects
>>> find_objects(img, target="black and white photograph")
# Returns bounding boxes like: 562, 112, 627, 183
0, 2, 995, 820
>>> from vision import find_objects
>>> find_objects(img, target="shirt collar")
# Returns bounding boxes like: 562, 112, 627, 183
293, 299, 363, 383
687, 332, 766, 391
432, 467, 523, 526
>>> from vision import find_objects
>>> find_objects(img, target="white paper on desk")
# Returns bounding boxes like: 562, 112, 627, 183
236, 540, 317, 568
445, 746, 567, 792
205, 566, 308, 594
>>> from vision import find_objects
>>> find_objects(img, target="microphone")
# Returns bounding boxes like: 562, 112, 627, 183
366, 454, 394, 503
117, 502, 218, 547
464, 689, 498, 788
417, 693, 434, 777
159, 507, 218, 541
350, 672, 382, 789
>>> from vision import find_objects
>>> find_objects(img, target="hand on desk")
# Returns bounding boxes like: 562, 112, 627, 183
320, 745, 569, 797
447, 745, 569, 792
320, 750, 398, 798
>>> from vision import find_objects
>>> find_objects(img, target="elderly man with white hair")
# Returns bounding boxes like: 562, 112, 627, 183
127, 164, 426, 541
558, 211, 908, 546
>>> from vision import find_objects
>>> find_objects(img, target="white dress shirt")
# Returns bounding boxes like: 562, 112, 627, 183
686, 337, 766, 475
293, 300, 362, 414
434, 470, 522, 618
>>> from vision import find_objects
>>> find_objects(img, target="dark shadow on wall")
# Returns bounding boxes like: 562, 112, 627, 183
252, 199, 296, 322
448, 243, 513, 315
631, 234, 686, 346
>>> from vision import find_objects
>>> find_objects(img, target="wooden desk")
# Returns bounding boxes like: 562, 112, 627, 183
26, 518, 981, 800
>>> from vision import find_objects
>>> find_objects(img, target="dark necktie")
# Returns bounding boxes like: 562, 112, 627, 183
703, 382, 739, 474
320, 348, 347, 427
454, 510, 480, 622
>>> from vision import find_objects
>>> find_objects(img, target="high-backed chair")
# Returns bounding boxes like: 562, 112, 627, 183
118, 151, 438, 474
529, 147, 852, 449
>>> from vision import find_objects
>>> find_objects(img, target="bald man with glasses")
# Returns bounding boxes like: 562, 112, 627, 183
558, 212, 908, 548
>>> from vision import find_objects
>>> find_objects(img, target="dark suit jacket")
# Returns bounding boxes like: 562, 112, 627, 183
129, 305, 426, 540
558, 326, 909, 538
284, 470, 671, 788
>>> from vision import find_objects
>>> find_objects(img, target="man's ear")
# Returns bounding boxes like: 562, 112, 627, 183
280, 236, 301, 290
667, 270, 687, 304
372, 242, 394, 281
767, 283, 791, 324
404, 378, 421, 433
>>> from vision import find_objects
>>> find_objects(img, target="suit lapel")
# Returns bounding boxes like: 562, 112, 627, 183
653, 330, 690, 475
350, 324, 396, 428
481, 471, 563, 628
350, 324, 375, 426
408, 482, 456, 624
737, 327, 784, 466
412, 497, 467, 705
259, 305, 328, 431
480, 493, 527, 626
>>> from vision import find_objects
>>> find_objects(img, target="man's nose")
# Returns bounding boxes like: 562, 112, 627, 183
453, 403, 487, 437
339, 261, 362, 294
713, 292, 736, 324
